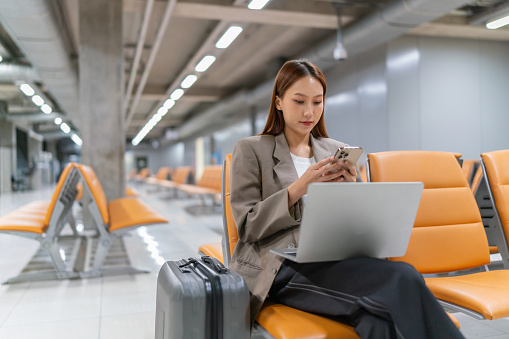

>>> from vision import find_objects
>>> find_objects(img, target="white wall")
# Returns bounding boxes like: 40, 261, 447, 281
325, 35, 509, 161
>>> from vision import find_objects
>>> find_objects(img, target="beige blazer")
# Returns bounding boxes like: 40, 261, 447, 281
229, 132, 361, 324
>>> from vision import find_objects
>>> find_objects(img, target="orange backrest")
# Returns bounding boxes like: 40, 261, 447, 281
44, 162, 76, 225
197, 165, 222, 190
224, 154, 239, 258
462, 159, 476, 183
368, 151, 490, 274
481, 150, 509, 241
172, 166, 192, 185
358, 164, 367, 182
77, 164, 110, 225
471, 165, 483, 193
138, 168, 151, 179
156, 167, 172, 180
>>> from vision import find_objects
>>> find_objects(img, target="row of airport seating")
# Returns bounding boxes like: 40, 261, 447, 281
0, 162, 168, 284
131, 165, 223, 205
200, 150, 509, 339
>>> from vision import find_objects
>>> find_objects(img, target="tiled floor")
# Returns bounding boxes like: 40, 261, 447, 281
0, 183, 509, 338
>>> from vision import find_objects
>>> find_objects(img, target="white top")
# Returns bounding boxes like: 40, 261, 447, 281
290, 153, 316, 204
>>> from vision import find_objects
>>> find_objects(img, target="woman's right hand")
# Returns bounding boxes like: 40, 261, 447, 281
287, 156, 346, 207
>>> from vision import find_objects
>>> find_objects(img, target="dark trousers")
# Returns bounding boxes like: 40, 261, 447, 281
269, 258, 464, 339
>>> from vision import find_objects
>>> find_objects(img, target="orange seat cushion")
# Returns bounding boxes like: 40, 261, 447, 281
108, 198, 168, 232
256, 303, 359, 339
199, 242, 224, 264
425, 270, 509, 320
0, 218, 46, 234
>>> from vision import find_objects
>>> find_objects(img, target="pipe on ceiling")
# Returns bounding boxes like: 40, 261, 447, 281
0, 0, 79, 127
0, 64, 41, 83
125, 0, 177, 128
176, 0, 472, 140
123, 0, 155, 110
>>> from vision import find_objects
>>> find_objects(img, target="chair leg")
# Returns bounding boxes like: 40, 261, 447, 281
2, 238, 80, 284
89, 233, 113, 275
487, 218, 509, 269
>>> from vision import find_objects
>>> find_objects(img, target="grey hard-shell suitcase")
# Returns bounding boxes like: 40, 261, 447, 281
155, 256, 250, 339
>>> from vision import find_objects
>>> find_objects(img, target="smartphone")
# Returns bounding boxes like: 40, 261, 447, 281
332, 146, 363, 172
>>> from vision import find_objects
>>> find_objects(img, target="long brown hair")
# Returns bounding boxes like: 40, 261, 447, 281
261, 59, 328, 138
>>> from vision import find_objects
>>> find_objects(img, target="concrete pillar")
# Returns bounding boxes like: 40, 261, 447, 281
0, 118, 16, 193
79, 0, 125, 200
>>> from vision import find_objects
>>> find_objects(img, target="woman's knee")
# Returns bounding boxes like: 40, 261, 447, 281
387, 260, 426, 286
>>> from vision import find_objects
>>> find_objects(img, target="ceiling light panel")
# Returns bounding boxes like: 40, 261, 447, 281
170, 89, 184, 100
181, 75, 197, 89
60, 122, 70, 133
215, 26, 243, 49
486, 15, 509, 29
31, 95, 44, 106
41, 104, 52, 114
195, 55, 216, 72
20, 84, 35, 96
248, 0, 270, 10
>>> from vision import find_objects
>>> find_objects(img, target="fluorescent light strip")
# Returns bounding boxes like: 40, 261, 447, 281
71, 134, 82, 146
216, 26, 243, 49
32, 95, 44, 106
181, 75, 197, 89
54, 117, 62, 125
132, 98, 178, 146
60, 123, 70, 133
248, 0, 270, 10
170, 88, 184, 100
41, 104, 52, 114
0, 55, 3, 62
195, 55, 216, 72
486, 15, 509, 29
20, 84, 35, 96
163, 99, 175, 109
157, 107, 168, 116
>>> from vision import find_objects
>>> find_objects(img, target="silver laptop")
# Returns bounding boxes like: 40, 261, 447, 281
270, 182, 424, 263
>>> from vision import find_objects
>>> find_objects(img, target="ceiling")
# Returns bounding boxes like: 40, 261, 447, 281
0, 0, 509, 147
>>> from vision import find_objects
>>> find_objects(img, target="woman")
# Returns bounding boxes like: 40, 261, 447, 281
229, 59, 463, 338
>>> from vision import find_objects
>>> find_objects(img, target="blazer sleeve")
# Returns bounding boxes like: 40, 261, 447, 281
231, 139, 300, 243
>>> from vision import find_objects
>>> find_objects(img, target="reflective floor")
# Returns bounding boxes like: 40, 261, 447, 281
0, 183, 508, 338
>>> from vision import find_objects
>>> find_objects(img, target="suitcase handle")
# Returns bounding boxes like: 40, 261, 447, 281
201, 256, 228, 274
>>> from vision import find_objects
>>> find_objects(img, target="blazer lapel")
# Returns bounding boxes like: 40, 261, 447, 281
273, 133, 298, 189
310, 134, 334, 162
272, 133, 335, 189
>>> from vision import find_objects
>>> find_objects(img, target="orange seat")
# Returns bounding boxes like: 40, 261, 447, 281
76, 163, 169, 275
0, 162, 81, 283
215, 154, 360, 338
178, 165, 222, 204
368, 150, 509, 320
198, 242, 224, 264
472, 161, 499, 254
76, 182, 139, 200
358, 164, 368, 182
202, 153, 460, 335
145, 167, 172, 186
462, 159, 480, 187
158, 166, 192, 190
134, 167, 151, 182
480, 150, 509, 268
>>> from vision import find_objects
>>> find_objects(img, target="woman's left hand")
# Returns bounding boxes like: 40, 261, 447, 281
326, 160, 357, 182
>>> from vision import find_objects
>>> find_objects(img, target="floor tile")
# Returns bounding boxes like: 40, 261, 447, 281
0, 317, 100, 339
100, 312, 154, 339
3, 184, 509, 338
